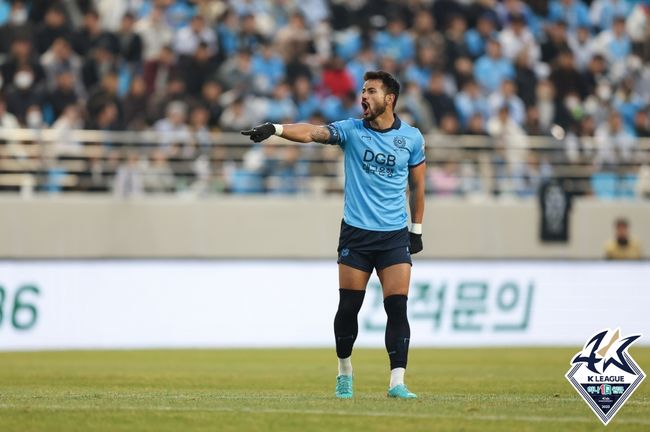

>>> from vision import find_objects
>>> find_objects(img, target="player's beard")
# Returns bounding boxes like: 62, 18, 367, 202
362, 100, 388, 121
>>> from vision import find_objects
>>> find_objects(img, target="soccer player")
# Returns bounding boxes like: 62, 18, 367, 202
242, 71, 426, 399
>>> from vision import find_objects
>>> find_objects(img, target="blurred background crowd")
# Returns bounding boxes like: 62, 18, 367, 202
0, 0, 648, 197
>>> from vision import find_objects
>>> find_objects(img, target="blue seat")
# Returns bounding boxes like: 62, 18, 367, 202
44, 167, 67, 193
230, 169, 264, 194
590, 172, 617, 199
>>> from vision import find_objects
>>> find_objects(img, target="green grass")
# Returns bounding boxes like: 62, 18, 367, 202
0, 348, 648, 431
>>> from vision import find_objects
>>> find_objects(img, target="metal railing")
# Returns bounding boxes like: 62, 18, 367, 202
1, 128, 649, 199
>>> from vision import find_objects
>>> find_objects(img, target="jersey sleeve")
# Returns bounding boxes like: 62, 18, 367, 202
325, 118, 356, 148
409, 132, 426, 167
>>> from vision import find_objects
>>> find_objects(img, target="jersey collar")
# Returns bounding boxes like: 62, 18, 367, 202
363, 114, 401, 133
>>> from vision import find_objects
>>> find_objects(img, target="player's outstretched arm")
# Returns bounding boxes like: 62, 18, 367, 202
241, 122, 331, 144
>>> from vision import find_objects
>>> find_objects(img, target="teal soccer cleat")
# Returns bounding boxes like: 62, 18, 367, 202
387, 384, 417, 399
335, 375, 353, 399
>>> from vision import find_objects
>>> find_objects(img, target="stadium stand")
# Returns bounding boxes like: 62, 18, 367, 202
0, 0, 648, 198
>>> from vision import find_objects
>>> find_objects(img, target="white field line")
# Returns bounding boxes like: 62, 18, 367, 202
0, 403, 649, 426
4, 392, 649, 405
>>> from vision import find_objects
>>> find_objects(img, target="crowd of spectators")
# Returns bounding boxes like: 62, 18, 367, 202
0, 0, 648, 197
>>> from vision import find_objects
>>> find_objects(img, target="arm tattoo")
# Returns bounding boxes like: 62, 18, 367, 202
310, 126, 331, 143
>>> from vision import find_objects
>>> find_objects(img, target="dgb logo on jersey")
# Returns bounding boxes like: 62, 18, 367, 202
566, 328, 645, 425
363, 149, 396, 166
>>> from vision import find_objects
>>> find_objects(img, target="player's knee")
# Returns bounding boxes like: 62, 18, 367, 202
384, 294, 408, 322
337, 289, 365, 316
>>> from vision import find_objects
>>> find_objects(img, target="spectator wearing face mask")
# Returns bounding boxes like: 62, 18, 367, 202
4, 65, 44, 124
0, 1, 32, 54
1, 37, 45, 89
604, 218, 643, 260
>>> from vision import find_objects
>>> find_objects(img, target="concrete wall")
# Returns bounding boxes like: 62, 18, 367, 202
0, 196, 648, 259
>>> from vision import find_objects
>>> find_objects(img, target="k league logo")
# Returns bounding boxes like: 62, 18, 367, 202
566, 328, 646, 425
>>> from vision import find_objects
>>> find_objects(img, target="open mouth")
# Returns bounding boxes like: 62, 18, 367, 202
361, 101, 369, 116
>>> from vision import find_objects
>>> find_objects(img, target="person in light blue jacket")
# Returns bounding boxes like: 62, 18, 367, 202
474, 39, 515, 94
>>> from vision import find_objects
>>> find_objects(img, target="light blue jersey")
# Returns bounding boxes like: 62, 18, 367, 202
326, 116, 425, 231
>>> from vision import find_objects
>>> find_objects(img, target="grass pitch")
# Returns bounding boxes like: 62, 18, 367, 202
0, 348, 648, 432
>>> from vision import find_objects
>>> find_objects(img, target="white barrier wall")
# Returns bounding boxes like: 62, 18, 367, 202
1, 260, 648, 350
0, 196, 648, 259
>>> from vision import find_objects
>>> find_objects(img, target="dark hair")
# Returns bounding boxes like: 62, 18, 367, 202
85, 9, 100, 19
615, 218, 629, 227
363, 70, 400, 109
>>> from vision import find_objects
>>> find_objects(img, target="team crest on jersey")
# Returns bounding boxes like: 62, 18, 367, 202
566, 328, 645, 425
393, 136, 407, 149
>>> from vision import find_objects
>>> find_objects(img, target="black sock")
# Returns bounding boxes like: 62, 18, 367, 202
334, 289, 366, 359
384, 294, 410, 369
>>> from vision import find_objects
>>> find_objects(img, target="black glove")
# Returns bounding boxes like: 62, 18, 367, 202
241, 122, 276, 142
409, 232, 423, 254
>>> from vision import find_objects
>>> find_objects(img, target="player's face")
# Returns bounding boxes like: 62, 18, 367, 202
361, 79, 391, 121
